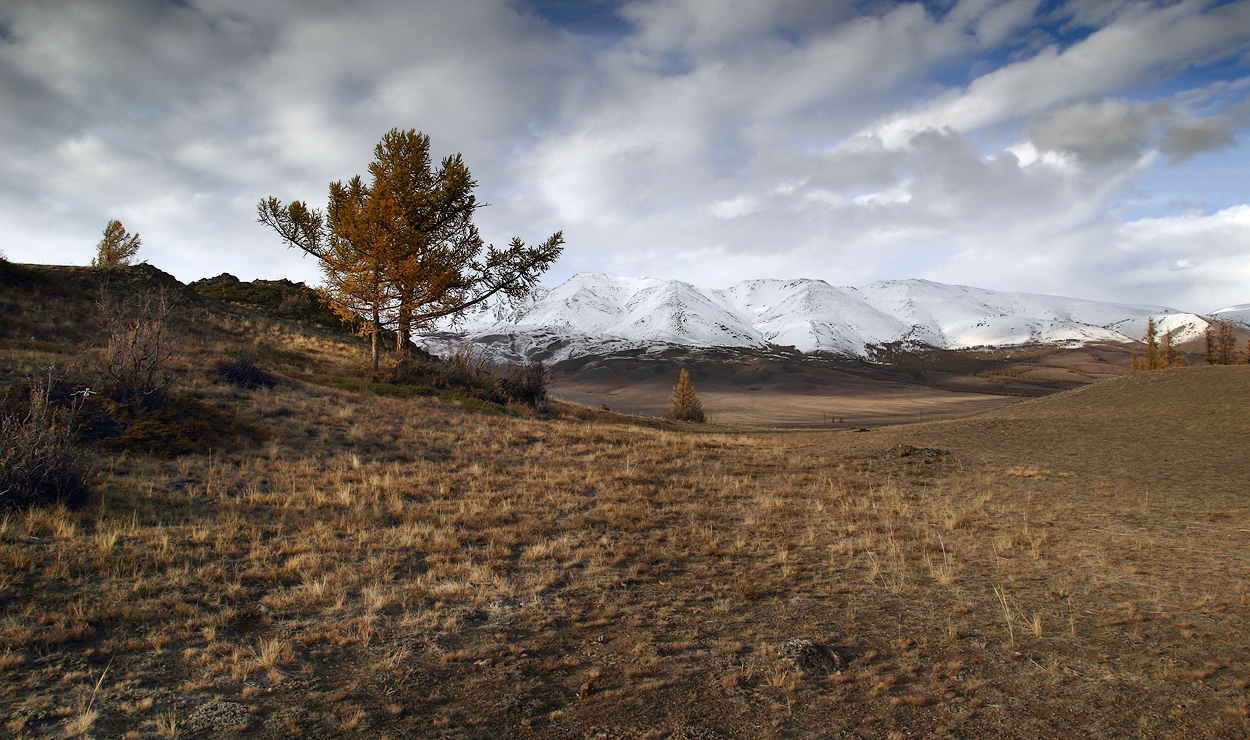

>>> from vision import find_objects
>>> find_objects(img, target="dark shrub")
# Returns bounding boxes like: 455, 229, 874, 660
275, 292, 311, 319
98, 285, 175, 408
0, 376, 95, 510
217, 347, 278, 389
94, 394, 270, 458
501, 360, 549, 411
388, 349, 550, 411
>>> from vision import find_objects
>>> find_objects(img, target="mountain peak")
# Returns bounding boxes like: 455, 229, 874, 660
424, 273, 1210, 363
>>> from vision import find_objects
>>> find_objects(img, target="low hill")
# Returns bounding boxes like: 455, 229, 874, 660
188, 273, 357, 334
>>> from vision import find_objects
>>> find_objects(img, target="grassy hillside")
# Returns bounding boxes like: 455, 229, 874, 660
1, 264, 1248, 738
188, 273, 358, 335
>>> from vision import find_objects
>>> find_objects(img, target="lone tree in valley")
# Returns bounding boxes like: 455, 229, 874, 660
92, 220, 141, 268
258, 128, 563, 372
666, 368, 706, 423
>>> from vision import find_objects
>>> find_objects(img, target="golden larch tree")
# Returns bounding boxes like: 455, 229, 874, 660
258, 128, 562, 373
666, 368, 706, 423
1203, 320, 1240, 365
92, 220, 141, 268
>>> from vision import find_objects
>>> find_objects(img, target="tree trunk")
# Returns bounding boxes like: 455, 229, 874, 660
371, 303, 381, 375
396, 296, 410, 359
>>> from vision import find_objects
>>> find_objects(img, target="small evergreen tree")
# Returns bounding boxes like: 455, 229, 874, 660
1160, 328, 1190, 367
258, 128, 562, 374
92, 220, 141, 268
666, 368, 706, 423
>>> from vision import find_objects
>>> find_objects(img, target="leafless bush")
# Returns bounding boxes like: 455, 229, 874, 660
98, 285, 176, 407
501, 359, 550, 411
388, 344, 550, 409
0, 369, 95, 510
444, 345, 497, 387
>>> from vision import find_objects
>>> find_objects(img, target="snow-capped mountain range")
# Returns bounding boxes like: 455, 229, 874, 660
420, 273, 1210, 363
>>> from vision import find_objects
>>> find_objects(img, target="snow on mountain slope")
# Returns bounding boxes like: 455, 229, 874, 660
715, 280, 912, 356
426, 274, 1208, 362
1211, 304, 1250, 327
857, 280, 1205, 348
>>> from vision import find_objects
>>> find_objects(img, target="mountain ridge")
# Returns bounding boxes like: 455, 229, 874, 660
420, 273, 1210, 363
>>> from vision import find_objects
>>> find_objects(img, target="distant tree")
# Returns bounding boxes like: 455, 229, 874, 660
259, 128, 562, 373
1133, 317, 1197, 371
1202, 320, 1240, 365
1132, 317, 1163, 372
666, 368, 706, 423
1161, 327, 1188, 367
92, 220, 141, 268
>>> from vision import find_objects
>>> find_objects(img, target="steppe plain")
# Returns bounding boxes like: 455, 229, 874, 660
1, 264, 1248, 739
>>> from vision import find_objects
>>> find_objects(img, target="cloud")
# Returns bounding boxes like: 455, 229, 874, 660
1030, 99, 1168, 163
870, 0, 1250, 146
0, 0, 1246, 315
1112, 204, 1250, 310
0, 0, 581, 273
1160, 115, 1237, 163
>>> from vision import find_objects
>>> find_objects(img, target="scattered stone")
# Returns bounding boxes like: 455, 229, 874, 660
780, 638, 844, 675
185, 699, 252, 734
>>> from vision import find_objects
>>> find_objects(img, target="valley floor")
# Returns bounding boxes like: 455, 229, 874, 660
547, 345, 1137, 428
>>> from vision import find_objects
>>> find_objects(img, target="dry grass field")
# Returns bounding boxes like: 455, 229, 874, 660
2, 265, 1248, 739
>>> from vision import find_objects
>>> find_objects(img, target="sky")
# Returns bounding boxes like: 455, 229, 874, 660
1, 0, 1248, 313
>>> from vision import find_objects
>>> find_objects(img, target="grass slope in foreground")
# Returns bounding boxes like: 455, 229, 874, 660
1, 266, 1248, 738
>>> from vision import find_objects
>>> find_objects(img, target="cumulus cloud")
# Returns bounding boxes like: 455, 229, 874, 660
0, 0, 1247, 311
1111, 205, 1250, 310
